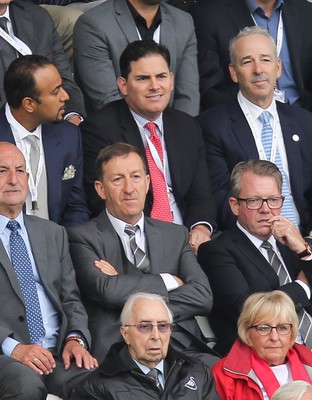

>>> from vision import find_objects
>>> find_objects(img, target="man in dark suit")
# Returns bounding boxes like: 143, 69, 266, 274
191, 0, 312, 111
0, 0, 85, 123
0, 142, 97, 400
73, 0, 200, 116
197, 26, 312, 234
82, 40, 216, 253
67, 142, 218, 366
1, 55, 89, 226
198, 159, 312, 356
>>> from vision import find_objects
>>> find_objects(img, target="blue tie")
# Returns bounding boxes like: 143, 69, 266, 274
258, 111, 297, 227
7, 220, 45, 344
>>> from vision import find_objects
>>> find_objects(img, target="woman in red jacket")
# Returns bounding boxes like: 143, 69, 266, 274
212, 291, 312, 400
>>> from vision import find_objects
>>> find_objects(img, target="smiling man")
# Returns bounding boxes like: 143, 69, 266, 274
198, 159, 312, 356
197, 26, 312, 234
70, 292, 220, 400
0, 54, 89, 226
67, 142, 219, 367
81, 40, 216, 254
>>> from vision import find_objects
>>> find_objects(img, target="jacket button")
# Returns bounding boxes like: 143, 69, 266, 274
18, 316, 25, 322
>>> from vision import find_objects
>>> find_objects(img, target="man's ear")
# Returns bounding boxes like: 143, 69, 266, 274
120, 326, 129, 344
229, 196, 239, 217
229, 64, 238, 84
22, 97, 36, 113
94, 180, 106, 201
117, 77, 127, 97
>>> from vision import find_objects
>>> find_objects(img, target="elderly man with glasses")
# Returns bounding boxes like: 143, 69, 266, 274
198, 159, 312, 357
70, 292, 220, 400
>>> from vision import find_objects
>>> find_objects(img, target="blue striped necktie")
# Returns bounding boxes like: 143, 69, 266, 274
258, 111, 297, 227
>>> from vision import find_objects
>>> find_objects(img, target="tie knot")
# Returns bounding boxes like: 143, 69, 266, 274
145, 122, 157, 139
147, 368, 159, 380
7, 220, 19, 233
261, 240, 272, 251
258, 111, 271, 125
125, 224, 138, 238
26, 135, 39, 147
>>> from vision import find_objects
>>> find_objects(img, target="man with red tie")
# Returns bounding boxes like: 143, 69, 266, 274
81, 40, 216, 254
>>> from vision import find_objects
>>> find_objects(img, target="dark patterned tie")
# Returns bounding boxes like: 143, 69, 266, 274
261, 240, 312, 348
7, 220, 45, 343
147, 368, 162, 391
124, 224, 150, 273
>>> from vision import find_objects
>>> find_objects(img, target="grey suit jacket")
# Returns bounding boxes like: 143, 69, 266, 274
67, 211, 212, 360
0, 215, 90, 356
73, 0, 199, 116
1, 1, 85, 116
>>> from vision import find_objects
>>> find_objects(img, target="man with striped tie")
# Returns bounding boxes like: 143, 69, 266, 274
67, 142, 219, 367
198, 159, 312, 357
197, 26, 312, 234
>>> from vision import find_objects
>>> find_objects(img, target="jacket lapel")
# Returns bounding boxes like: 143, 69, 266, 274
115, 0, 140, 43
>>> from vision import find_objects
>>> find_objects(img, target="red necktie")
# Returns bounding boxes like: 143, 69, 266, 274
145, 122, 172, 222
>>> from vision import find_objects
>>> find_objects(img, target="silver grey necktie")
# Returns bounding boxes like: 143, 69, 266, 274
124, 224, 150, 273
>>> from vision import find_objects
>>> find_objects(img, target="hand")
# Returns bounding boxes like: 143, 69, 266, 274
11, 344, 56, 375
189, 225, 211, 255
172, 275, 184, 286
297, 270, 310, 286
65, 115, 83, 126
269, 216, 306, 253
62, 340, 98, 371
94, 260, 118, 275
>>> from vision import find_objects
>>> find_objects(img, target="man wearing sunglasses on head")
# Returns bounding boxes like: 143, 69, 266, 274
70, 292, 220, 400
198, 159, 312, 357
67, 142, 219, 367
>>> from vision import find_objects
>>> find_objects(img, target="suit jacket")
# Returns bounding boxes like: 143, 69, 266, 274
73, 0, 200, 116
67, 210, 213, 360
0, 107, 90, 227
191, 0, 312, 111
197, 99, 312, 234
81, 99, 216, 230
1, 0, 85, 116
0, 215, 91, 356
198, 225, 312, 356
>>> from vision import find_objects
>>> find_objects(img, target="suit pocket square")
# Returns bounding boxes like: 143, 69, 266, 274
62, 165, 76, 180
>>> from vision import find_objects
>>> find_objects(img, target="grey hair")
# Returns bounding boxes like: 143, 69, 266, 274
271, 381, 312, 400
120, 292, 173, 325
229, 26, 278, 66
231, 160, 282, 198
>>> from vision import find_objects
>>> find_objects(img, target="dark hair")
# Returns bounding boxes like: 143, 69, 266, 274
95, 142, 148, 180
119, 40, 171, 80
4, 55, 53, 108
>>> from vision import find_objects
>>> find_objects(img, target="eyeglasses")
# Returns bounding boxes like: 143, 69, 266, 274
124, 322, 172, 334
236, 196, 285, 210
249, 324, 293, 336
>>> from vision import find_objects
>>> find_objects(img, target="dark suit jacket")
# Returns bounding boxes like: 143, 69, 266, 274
1, 0, 85, 115
0, 107, 90, 226
191, 0, 312, 111
73, 0, 199, 116
0, 215, 91, 355
198, 225, 312, 356
81, 99, 216, 230
197, 99, 312, 234
67, 210, 213, 360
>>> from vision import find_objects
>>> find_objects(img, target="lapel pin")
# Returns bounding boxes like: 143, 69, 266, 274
292, 134, 299, 142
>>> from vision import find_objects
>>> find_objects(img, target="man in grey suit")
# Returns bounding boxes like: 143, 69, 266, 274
67, 142, 218, 366
0, 142, 97, 399
73, 0, 199, 116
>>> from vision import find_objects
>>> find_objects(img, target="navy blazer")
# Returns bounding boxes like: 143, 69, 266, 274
81, 99, 216, 230
198, 225, 312, 356
191, 0, 312, 111
0, 107, 90, 226
197, 99, 312, 234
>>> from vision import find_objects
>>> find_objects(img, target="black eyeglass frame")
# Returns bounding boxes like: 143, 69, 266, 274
248, 323, 293, 336
236, 196, 285, 210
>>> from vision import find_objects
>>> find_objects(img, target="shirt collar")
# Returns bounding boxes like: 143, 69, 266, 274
238, 90, 278, 121
0, 211, 25, 234
133, 358, 164, 376
130, 108, 164, 135
125, 0, 162, 31
106, 209, 145, 237
5, 103, 41, 140
237, 221, 277, 251
245, 0, 283, 14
